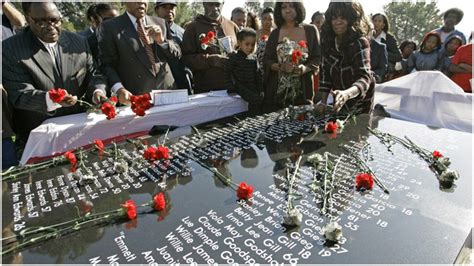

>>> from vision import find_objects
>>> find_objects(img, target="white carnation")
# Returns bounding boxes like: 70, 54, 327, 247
283, 208, 302, 226
322, 221, 343, 242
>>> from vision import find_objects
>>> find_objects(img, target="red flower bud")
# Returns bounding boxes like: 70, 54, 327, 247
298, 40, 307, 48
153, 192, 166, 211
237, 182, 254, 200
432, 150, 443, 159
64, 150, 77, 172
121, 200, 137, 220
325, 121, 338, 133
207, 31, 215, 40
109, 96, 118, 103
94, 139, 105, 157
355, 173, 374, 191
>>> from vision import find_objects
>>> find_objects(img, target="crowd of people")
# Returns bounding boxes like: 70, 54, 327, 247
1, 1, 472, 169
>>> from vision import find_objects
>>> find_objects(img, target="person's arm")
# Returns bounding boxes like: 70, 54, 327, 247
97, 21, 122, 91
181, 24, 225, 71
334, 37, 373, 112
2, 42, 77, 113
449, 48, 472, 73
2, 2, 26, 29
299, 25, 321, 76
386, 34, 402, 63
374, 45, 388, 81
81, 36, 107, 104
318, 54, 333, 105
224, 55, 235, 92
406, 52, 416, 74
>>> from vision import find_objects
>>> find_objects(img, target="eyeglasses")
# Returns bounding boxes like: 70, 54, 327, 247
29, 16, 63, 28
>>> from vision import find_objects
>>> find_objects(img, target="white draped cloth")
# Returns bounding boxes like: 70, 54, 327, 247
21, 93, 247, 164
374, 71, 472, 133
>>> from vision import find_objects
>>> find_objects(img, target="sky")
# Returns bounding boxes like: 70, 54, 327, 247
220, 0, 473, 41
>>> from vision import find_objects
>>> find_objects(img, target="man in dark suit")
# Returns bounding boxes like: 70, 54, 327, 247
98, 1, 181, 105
2, 2, 107, 142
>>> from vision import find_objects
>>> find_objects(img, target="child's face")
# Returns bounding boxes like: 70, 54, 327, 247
447, 38, 462, 54
239, 36, 256, 55
423, 36, 438, 52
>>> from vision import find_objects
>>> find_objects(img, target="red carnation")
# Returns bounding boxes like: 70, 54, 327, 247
144, 146, 157, 161
325, 121, 338, 133
109, 96, 118, 103
121, 200, 137, 220
64, 150, 77, 172
237, 182, 254, 200
153, 192, 166, 211
432, 150, 443, 159
131, 94, 151, 117
355, 173, 374, 191
155, 145, 170, 160
298, 40, 307, 48
94, 139, 105, 156
207, 31, 215, 40
48, 88, 67, 103
291, 49, 303, 64
101, 102, 116, 120
261, 35, 268, 41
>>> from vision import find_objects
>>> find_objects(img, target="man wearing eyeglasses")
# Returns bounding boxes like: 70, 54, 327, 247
98, 1, 181, 105
2, 2, 107, 143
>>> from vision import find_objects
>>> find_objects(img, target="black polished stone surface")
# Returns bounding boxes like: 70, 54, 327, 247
2, 113, 472, 264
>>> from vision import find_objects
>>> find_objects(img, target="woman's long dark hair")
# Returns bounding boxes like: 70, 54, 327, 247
320, 1, 370, 53
274, 1, 306, 28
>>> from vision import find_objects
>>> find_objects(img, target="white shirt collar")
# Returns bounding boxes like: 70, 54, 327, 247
375, 31, 387, 43
38, 37, 57, 49
126, 11, 147, 30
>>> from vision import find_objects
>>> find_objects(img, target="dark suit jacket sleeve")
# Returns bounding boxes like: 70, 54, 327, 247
2, 44, 48, 114
181, 23, 212, 70
386, 34, 402, 63
372, 42, 388, 81
97, 21, 122, 88
224, 54, 235, 92
83, 36, 106, 97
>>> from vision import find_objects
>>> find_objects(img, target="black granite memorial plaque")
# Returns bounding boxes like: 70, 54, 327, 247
1, 113, 472, 264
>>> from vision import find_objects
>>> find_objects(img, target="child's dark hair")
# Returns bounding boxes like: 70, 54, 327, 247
237, 27, 257, 41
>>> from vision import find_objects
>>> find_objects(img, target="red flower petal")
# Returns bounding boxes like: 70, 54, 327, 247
237, 182, 254, 200
355, 173, 374, 191
153, 192, 166, 211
